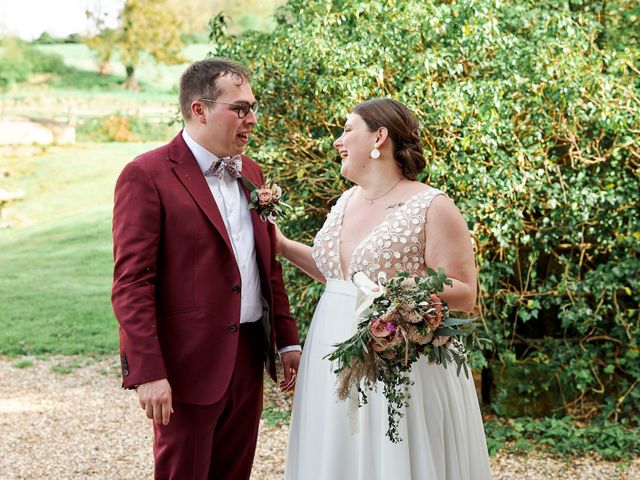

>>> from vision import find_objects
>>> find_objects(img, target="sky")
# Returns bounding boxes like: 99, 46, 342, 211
0, 0, 124, 40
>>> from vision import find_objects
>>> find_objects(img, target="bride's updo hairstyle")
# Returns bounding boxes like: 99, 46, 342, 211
352, 98, 426, 180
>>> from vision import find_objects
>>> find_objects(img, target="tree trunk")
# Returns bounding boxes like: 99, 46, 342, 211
123, 65, 139, 91
99, 62, 111, 76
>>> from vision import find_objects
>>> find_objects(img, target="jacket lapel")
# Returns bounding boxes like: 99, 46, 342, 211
169, 132, 235, 255
240, 167, 272, 299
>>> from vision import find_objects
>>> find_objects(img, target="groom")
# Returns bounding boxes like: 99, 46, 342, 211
111, 58, 301, 479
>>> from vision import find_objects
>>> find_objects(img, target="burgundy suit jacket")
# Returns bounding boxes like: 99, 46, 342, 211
111, 131, 300, 405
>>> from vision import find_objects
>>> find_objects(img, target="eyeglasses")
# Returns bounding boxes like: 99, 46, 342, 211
199, 99, 259, 118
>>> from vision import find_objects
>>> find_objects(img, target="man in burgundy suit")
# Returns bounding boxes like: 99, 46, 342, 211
111, 58, 301, 479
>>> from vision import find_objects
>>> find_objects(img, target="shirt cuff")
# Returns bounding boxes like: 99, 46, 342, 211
278, 345, 302, 354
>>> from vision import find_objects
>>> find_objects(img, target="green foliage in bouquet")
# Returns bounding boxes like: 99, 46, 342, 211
211, 0, 640, 425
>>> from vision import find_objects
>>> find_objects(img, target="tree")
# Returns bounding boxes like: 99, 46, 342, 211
33, 32, 56, 44
83, 27, 116, 76
212, 0, 286, 33
85, 0, 186, 89
118, 0, 185, 89
167, 0, 214, 41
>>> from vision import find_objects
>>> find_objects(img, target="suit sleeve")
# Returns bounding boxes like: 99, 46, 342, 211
111, 161, 167, 388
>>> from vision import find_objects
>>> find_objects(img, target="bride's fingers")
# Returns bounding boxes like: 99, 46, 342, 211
282, 366, 294, 384
279, 378, 295, 390
279, 372, 297, 392
279, 383, 295, 393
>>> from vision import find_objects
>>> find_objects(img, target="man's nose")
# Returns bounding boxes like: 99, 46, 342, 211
244, 110, 258, 125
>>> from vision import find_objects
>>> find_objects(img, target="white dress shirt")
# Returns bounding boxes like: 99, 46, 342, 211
182, 128, 302, 353
182, 129, 263, 324
182, 130, 301, 354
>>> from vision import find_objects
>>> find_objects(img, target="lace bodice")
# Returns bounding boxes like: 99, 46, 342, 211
312, 186, 446, 281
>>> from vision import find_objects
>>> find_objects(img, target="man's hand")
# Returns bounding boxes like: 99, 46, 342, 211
279, 351, 301, 393
136, 378, 173, 425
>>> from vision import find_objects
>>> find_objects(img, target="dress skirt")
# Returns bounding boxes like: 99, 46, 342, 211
285, 279, 492, 480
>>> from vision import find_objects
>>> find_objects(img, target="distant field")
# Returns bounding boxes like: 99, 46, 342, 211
0, 142, 163, 356
36, 43, 212, 91
0, 43, 212, 119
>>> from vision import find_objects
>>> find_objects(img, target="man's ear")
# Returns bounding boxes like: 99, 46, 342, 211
191, 101, 207, 124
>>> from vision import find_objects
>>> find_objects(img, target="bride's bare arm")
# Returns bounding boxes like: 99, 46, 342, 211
424, 195, 477, 313
275, 225, 326, 283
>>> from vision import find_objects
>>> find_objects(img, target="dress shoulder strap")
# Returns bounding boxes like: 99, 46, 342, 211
404, 186, 447, 211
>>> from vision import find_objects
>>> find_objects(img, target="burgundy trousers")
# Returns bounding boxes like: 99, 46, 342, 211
153, 321, 265, 480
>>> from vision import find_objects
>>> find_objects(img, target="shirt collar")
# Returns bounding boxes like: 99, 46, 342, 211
182, 128, 220, 175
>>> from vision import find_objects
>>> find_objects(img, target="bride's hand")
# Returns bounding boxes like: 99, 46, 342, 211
274, 223, 288, 257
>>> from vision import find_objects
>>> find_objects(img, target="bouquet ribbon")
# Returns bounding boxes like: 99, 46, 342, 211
353, 271, 387, 318
347, 272, 388, 434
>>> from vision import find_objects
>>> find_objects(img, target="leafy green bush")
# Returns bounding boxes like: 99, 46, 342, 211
213, 0, 639, 424
33, 31, 58, 45
22, 46, 69, 76
77, 115, 174, 142
0, 38, 70, 86
485, 416, 640, 460
0, 55, 31, 87
33, 32, 80, 45
49, 70, 123, 91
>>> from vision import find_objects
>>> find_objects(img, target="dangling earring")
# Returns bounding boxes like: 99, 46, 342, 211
370, 148, 380, 159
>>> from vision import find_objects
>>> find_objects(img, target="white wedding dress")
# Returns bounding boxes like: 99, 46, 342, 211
285, 187, 492, 480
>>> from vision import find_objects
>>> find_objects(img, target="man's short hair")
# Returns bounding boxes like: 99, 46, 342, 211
179, 58, 251, 120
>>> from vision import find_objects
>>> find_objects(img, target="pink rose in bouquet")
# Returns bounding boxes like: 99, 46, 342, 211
370, 318, 395, 338
425, 294, 444, 328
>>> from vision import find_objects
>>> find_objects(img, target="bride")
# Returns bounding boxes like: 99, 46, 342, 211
277, 98, 492, 479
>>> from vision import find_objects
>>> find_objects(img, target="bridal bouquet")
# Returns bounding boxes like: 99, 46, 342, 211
242, 177, 290, 223
325, 268, 475, 443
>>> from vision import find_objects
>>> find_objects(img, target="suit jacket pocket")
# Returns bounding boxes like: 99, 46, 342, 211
260, 297, 271, 369
158, 306, 202, 318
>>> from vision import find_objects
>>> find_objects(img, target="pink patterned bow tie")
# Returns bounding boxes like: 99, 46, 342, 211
204, 155, 243, 179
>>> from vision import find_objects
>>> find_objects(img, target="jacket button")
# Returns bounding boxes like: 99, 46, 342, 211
232, 285, 241, 293
228, 324, 238, 332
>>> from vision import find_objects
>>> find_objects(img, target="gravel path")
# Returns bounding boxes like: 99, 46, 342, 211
0, 356, 637, 479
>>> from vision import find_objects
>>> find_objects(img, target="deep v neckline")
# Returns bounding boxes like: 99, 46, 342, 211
336, 187, 432, 280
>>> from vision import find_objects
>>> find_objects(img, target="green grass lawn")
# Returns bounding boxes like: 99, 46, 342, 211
0, 41, 218, 355
0, 142, 163, 356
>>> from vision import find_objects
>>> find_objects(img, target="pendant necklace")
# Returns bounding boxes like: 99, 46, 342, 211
361, 178, 403, 205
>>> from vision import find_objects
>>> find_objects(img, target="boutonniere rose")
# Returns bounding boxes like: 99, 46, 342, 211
242, 177, 290, 223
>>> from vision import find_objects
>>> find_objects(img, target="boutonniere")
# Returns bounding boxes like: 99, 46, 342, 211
242, 177, 291, 223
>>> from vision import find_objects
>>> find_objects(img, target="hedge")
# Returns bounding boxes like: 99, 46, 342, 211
212, 0, 639, 422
